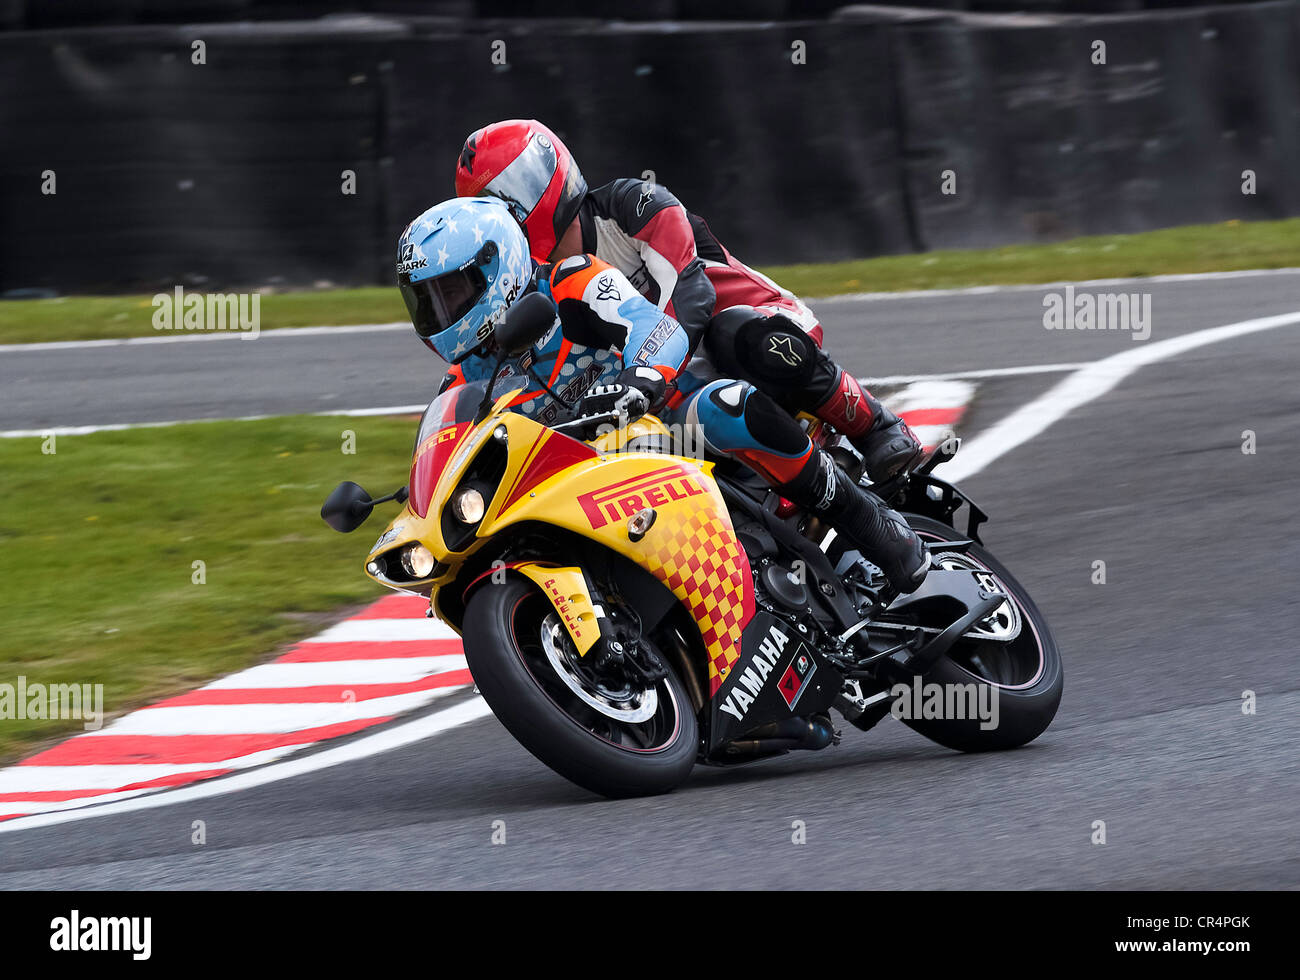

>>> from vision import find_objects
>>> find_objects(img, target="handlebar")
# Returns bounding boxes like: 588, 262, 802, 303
550, 409, 640, 437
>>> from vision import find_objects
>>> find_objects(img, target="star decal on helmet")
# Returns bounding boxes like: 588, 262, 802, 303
459, 136, 477, 175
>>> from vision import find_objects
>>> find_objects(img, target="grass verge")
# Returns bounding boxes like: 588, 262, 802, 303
0, 414, 416, 764
761, 217, 1300, 297
3, 218, 1298, 344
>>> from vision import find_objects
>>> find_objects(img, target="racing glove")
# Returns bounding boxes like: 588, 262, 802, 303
577, 366, 668, 421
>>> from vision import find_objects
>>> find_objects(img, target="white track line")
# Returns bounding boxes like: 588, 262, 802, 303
0, 405, 429, 440
305, 618, 460, 644
0, 322, 409, 354
199, 655, 467, 690
0, 370, 1065, 440
860, 362, 1085, 386
942, 310, 1300, 482
811, 266, 1300, 304
0, 746, 304, 794
4, 307, 1298, 834
1, 788, 159, 818
5, 266, 1296, 355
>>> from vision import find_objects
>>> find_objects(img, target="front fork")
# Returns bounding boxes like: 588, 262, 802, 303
512, 562, 667, 685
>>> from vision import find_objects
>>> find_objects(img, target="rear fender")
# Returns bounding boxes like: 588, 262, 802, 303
896, 475, 989, 544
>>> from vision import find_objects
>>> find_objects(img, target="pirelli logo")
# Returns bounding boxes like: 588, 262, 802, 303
414, 421, 468, 460
577, 464, 706, 529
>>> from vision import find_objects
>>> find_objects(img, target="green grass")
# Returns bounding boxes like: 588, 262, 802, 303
0, 287, 407, 345
761, 218, 1300, 297
3, 218, 1298, 344
0, 414, 417, 764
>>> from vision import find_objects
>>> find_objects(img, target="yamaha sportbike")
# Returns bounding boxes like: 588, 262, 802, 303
323, 297, 1062, 797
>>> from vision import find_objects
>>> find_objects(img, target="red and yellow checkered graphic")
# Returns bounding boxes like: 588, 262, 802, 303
639, 504, 755, 696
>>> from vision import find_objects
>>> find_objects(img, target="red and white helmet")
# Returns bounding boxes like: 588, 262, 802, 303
454, 119, 587, 262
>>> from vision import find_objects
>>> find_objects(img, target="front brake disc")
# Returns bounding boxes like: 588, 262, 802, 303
539, 615, 659, 722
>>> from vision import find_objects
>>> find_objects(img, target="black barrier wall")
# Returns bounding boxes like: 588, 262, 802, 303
1, 2, 1270, 31
858, 1, 1300, 249
1, 22, 399, 291
2, 3, 1299, 292
384, 20, 913, 278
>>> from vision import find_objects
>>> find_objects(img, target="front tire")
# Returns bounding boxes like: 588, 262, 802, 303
895, 515, 1063, 752
463, 577, 698, 798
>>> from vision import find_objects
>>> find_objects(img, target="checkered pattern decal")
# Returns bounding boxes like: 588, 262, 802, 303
639, 504, 755, 695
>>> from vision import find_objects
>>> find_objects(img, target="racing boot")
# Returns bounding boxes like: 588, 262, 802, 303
779, 450, 929, 594
813, 369, 923, 482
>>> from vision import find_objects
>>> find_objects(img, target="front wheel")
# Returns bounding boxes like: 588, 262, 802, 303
462, 577, 698, 798
893, 515, 1063, 752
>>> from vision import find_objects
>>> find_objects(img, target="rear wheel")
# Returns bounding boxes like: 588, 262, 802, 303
893, 516, 1063, 751
462, 577, 698, 798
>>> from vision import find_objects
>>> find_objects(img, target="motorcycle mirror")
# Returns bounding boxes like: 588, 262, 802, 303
494, 291, 556, 356
321, 480, 374, 533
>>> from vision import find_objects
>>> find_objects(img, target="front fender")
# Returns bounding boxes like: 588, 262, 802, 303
507, 562, 604, 657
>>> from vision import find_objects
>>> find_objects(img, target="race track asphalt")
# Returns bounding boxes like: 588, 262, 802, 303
1, 270, 1297, 888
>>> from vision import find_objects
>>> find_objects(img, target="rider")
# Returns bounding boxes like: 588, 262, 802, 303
452, 118, 926, 488
399, 196, 927, 594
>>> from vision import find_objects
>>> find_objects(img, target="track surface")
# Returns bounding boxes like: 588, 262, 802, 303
5, 270, 1300, 430
2, 273, 1298, 888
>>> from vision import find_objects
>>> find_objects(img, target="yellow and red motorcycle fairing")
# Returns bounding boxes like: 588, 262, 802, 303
366, 385, 755, 696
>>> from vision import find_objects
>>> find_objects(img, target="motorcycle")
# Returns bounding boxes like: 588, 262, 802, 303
322, 294, 1062, 798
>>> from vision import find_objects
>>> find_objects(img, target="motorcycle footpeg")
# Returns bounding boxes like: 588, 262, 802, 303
849, 698, 893, 733
835, 676, 894, 732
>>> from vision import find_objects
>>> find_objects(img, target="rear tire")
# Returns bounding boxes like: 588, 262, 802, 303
463, 577, 698, 798
895, 516, 1063, 752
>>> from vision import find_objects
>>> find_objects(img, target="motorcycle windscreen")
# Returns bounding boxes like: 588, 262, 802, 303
408, 381, 490, 519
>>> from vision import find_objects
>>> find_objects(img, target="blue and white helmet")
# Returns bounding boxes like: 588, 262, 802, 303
397, 197, 533, 363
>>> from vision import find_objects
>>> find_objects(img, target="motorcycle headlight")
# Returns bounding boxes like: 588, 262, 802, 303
451, 486, 485, 524
399, 543, 437, 579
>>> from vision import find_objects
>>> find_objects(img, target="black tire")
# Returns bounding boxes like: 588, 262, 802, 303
892, 515, 1063, 752
462, 576, 698, 798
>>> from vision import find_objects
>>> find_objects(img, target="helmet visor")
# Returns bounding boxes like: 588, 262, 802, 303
484, 132, 558, 224
400, 265, 488, 341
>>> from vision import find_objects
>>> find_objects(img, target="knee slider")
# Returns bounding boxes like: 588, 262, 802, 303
739, 387, 812, 457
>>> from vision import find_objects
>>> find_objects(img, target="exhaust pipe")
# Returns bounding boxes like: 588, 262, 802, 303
719, 713, 838, 759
